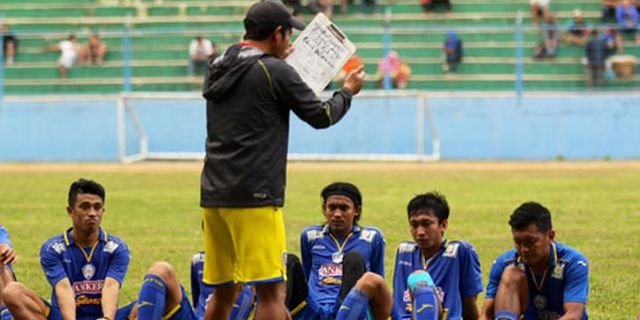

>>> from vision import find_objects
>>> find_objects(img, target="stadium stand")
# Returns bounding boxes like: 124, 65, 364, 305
0, 0, 638, 94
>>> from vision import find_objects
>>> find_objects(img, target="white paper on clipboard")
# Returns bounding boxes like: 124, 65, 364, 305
286, 13, 356, 95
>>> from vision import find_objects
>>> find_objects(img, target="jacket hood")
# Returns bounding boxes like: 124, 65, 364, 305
202, 44, 265, 101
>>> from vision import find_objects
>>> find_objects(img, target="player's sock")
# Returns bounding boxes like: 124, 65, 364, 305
494, 310, 519, 320
0, 306, 13, 320
335, 288, 370, 320
136, 274, 167, 320
231, 286, 254, 320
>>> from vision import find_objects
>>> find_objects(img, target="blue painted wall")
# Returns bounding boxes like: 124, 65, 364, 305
0, 94, 638, 162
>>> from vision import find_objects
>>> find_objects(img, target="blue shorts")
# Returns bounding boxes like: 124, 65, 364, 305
164, 286, 196, 320
43, 299, 132, 320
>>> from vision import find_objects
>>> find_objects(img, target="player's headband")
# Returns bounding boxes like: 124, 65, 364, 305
321, 182, 362, 208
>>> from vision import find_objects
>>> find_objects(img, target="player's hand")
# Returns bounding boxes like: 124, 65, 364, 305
0, 243, 16, 265
343, 64, 365, 96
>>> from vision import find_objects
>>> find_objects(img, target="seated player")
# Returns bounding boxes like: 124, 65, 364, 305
479, 202, 589, 320
392, 192, 483, 320
1, 225, 17, 320
2, 179, 131, 320
288, 182, 392, 320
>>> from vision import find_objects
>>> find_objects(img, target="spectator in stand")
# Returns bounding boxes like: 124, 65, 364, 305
335, 54, 363, 88
602, 0, 619, 22
530, 0, 550, 25
46, 35, 79, 78
78, 33, 108, 66
421, 0, 452, 14
564, 9, 590, 47
188, 36, 216, 76
603, 26, 624, 54
443, 31, 463, 73
284, 0, 304, 16
2, 24, 17, 65
309, 0, 334, 18
375, 51, 411, 89
585, 29, 609, 88
615, 0, 640, 43
534, 14, 559, 59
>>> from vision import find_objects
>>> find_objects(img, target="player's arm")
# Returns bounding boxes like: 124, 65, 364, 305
478, 298, 495, 320
461, 295, 479, 320
370, 230, 385, 276
101, 277, 120, 319
54, 278, 77, 320
300, 231, 312, 280
558, 302, 586, 320
390, 246, 410, 319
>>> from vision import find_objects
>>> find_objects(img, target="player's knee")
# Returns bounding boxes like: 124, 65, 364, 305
2, 282, 28, 306
500, 266, 527, 289
146, 261, 177, 282
354, 272, 384, 297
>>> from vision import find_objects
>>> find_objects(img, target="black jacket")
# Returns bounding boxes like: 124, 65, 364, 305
200, 43, 353, 207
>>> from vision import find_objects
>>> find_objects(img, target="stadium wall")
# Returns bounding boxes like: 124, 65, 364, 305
0, 93, 638, 162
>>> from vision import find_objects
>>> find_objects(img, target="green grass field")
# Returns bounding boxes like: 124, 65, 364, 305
1, 162, 639, 319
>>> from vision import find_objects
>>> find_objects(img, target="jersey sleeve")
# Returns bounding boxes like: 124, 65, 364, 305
106, 241, 130, 285
370, 229, 385, 277
272, 61, 353, 130
562, 257, 589, 304
40, 241, 68, 287
0, 226, 12, 247
458, 242, 484, 297
485, 257, 507, 299
300, 230, 312, 280
391, 246, 411, 320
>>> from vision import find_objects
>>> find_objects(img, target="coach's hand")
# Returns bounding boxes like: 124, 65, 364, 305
343, 65, 365, 96
0, 243, 16, 265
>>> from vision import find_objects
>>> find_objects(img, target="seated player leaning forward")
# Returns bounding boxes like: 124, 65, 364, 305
392, 192, 483, 320
2, 179, 131, 320
480, 202, 589, 320
287, 182, 392, 320
1, 225, 18, 320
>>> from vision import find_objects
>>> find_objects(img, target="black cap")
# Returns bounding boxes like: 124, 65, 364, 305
244, 1, 305, 40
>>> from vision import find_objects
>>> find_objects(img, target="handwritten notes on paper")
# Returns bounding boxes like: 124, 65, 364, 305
286, 13, 356, 95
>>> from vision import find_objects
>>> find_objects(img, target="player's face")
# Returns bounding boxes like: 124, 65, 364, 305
67, 193, 104, 233
512, 224, 555, 267
409, 211, 448, 251
323, 195, 359, 236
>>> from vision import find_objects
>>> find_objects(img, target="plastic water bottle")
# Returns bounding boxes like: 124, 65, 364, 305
407, 270, 439, 320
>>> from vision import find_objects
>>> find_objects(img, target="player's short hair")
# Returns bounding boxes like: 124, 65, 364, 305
509, 202, 553, 232
321, 182, 362, 223
68, 178, 105, 207
407, 192, 449, 223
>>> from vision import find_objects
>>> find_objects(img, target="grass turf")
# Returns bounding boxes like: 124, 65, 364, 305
0, 162, 639, 319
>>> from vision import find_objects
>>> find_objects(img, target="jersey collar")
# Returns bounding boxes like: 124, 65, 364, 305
63, 227, 108, 247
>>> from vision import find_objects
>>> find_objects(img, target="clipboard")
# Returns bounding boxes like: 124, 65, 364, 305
286, 13, 357, 95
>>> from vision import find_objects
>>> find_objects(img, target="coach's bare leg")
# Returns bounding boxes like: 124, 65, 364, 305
353, 272, 392, 320
255, 282, 289, 320
205, 283, 243, 320
494, 266, 529, 315
2, 282, 48, 320
146, 261, 183, 315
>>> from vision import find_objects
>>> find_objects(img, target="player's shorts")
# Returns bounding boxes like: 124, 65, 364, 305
163, 286, 197, 320
202, 206, 287, 286
294, 294, 372, 320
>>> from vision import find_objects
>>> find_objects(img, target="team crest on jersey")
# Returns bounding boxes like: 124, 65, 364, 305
443, 243, 459, 258
82, 263, 96, 280
103, 240, 119, 253
306, 230, 323, 241
398, 242, 416, 253
551, 263, 564, 280
319, 263, 343, 278
359, 230, 376, 242
52, 242, 66, 254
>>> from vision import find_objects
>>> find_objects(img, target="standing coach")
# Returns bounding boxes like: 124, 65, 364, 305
198, 1, 365, 319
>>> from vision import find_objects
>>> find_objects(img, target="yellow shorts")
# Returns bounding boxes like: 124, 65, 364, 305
202, 207, 287, 286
